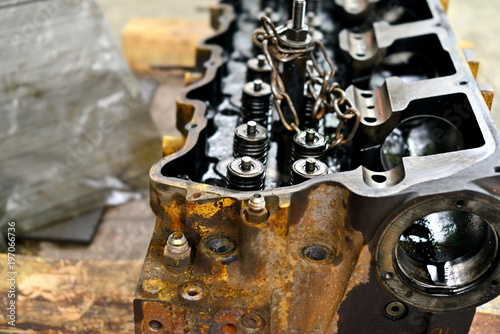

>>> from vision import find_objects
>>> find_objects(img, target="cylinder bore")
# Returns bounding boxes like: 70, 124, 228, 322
381, 116, 464, 170
376, 196, 500, 311
397, 211, 497, 290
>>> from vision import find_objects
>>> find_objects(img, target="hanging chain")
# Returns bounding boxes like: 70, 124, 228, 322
253, 16, 361, 149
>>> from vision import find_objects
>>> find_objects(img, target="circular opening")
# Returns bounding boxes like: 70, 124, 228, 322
459, 81, 468, 85
396, 211, 498, 291
303, 245, 333, 262
384, 302, 407, 320
188, 123, 198, 129
454, 200, 465, 208
492, 280, 498, 286
356, 53, 366, 57
361, 93, 373, 98
495, 167, 500, 173
367, 105, 375, 110
221, 324, 238, 334
241, 312, 264, 328
372, 175, 387, 183
381, 116, 464, 170
206, 236, 236, 255
192, 192, 202, 199
171, 231, 184, 240
354, 35, 363, 40
149, 320, 163, 331
364, 116, 377, 123
181, 284, 204, 301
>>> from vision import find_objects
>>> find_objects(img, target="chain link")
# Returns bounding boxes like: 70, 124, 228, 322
253, 16, 361, 148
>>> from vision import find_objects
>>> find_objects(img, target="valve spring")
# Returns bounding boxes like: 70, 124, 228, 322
246, 55, 272, 84
234, 121, 270, 163
291, 128, 327, 162
227, 156, 266, 191
301, 93, 318, 130
290, 157, 329, 185
241, 79, 272, 126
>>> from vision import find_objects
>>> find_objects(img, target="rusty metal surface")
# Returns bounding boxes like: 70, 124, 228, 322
135, 0, 500, 333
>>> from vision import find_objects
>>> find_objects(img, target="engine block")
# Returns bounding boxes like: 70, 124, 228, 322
134, 0, 500, 333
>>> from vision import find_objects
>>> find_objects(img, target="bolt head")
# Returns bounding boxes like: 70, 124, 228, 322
285, 24, 309, 42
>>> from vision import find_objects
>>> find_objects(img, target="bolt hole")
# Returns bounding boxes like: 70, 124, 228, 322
221, 324, 238, 334
181, 284, 204, 301
361, 93, 373, 98
149, 320, 163, 331
206, 236, 236, 255
187, 123, 198, 129
455, 200, 465, 208
364, 117, 377, 123
356, 53, 365, 57
367, 105, 375, 110
192, 192, 201, 199
303, 245, 333, 262
495, 167, 500, 173
384, 302, 407, 320
459, 81, 468, 85
171, 231, 184, 240
492, 280, 498, 287
372, 175, 387, 183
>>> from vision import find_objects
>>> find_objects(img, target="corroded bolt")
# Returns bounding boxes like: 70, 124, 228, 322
245, 194, 269, 224
164, 232, 191, 269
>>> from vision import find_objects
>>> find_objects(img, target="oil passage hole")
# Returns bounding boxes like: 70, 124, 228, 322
372, 175, 387, 183
303, 245, 333, 262
206, 236, 236, 255
384, 302, 407, 320
181, 284, 204, 301
149, 320, 163, 331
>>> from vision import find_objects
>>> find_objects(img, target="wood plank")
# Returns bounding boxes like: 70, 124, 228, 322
122, 18, 213, 73
0, 254, 141, 333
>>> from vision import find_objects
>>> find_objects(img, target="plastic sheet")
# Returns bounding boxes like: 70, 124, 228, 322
0, 0, 161, 235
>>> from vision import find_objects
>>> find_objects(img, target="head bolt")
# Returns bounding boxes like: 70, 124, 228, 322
245, 194, 269, 223
164, 232, 191, 269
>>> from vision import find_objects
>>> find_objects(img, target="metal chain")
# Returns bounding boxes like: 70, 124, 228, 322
253, 16, 361, 149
